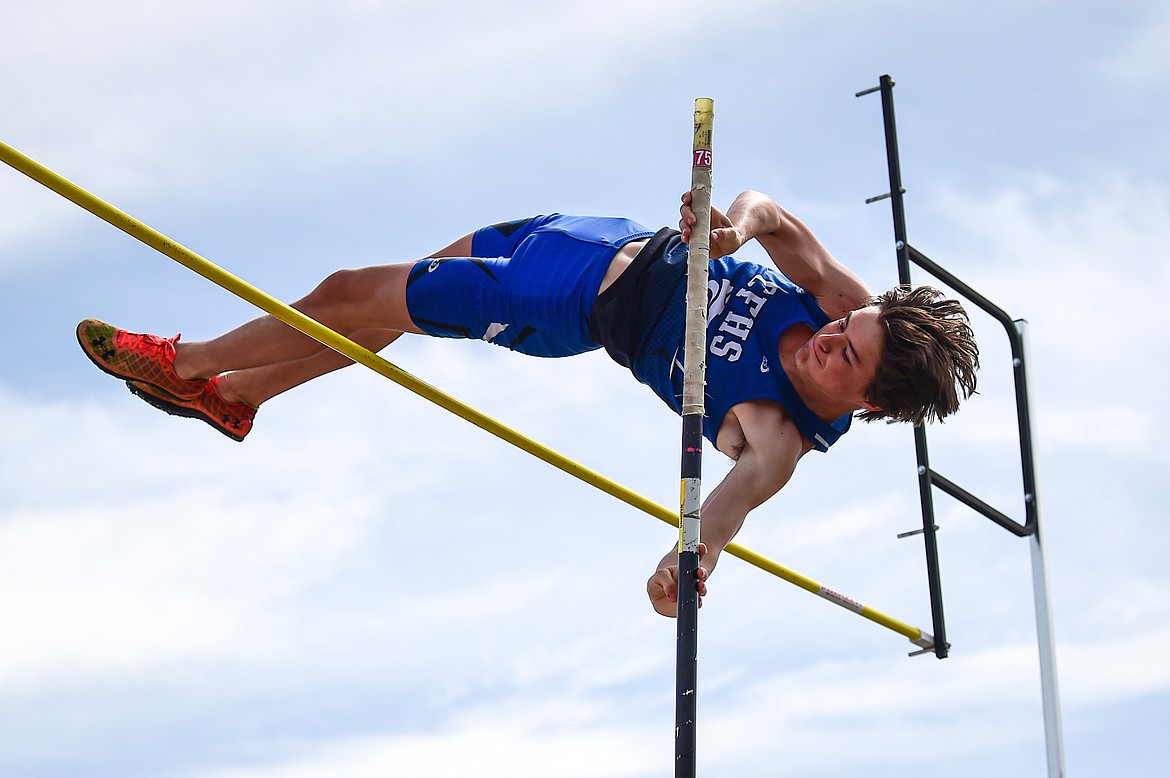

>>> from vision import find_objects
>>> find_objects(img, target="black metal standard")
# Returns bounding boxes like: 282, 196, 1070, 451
857, 75, 1066, 775
857, 75, 1047, 658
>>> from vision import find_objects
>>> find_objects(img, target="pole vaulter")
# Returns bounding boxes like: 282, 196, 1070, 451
0, 137, 939, 654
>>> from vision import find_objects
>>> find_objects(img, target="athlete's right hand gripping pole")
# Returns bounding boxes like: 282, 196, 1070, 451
676, 97, 713, 778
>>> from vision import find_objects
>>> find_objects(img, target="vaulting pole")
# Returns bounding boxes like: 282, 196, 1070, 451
675, 97, 713, 778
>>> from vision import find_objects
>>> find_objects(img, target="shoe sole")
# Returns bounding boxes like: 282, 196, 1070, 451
125, 381, 249, 442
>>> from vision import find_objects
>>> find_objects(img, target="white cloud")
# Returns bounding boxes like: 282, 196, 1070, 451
918, 172, 1170, 458
2, 0, 768, 182
0, 352, 675, 688
195, 700, 668, 778
1061, 624, 1170, 708
0, 392, 381, 689
1104, 2, 1170, 84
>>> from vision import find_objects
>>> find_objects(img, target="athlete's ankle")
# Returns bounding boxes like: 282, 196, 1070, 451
171, 343, 202, 382
211, 374, 259, 409
173, 342, 225, 383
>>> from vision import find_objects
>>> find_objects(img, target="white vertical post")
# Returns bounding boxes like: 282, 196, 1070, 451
1017, 319, 1067, 777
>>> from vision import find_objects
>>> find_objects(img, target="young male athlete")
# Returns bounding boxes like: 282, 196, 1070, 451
77, 190, 979, 617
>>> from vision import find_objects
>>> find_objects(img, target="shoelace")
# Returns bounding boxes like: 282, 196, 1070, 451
115, 330, 178, 362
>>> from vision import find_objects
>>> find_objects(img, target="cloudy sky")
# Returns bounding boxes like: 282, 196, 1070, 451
2, 1, 1168, 776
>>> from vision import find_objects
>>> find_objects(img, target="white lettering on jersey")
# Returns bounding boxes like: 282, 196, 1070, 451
707, 279, 733, 325
707, 273, 779, 363
718, 311, 754, 340
736, 288, 767, 316
747, 273, 779, 296
710, 336, 743, 361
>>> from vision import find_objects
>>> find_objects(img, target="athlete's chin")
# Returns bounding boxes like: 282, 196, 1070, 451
797, 344, 819, 369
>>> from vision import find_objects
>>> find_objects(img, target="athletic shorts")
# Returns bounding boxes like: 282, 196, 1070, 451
405, 214, 654, 357
588, 227, 686, 372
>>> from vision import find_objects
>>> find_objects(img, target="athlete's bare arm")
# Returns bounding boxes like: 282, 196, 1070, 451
647, 400, 809, 617
679, 190, 871, 321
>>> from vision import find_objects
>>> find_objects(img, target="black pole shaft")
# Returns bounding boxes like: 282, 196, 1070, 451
675, 415, 702, 776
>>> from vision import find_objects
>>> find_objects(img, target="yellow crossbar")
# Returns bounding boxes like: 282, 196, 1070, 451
1, 139, 934, 652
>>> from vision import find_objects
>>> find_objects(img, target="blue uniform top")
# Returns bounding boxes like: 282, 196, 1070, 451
626, 244, 853, 452
409, 218, 854, 452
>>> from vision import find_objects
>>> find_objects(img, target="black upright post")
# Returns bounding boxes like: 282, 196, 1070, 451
876, 75, 949, 659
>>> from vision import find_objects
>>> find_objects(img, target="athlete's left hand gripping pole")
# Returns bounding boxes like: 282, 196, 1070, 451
676, 97, 713, 778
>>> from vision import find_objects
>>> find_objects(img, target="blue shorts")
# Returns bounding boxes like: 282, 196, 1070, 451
405, 214, 654, 357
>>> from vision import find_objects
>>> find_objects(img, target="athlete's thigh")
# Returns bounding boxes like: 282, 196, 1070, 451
332, 263, 424, 333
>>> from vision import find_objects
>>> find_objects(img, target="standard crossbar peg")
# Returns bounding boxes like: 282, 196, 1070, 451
897, 525, 939, 539
907, 630, 937, 655
865, 187, 906, 204
909, 643, 946, 658
855, 85, 881, 97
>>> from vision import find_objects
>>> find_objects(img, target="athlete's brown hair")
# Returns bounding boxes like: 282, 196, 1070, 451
858, 286, 980, 425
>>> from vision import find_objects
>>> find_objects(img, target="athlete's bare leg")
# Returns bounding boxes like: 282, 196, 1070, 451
213, 327, 404, 407
168, 234, 476, 407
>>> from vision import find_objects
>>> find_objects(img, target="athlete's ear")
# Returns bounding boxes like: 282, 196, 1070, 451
859, 398, 882, 413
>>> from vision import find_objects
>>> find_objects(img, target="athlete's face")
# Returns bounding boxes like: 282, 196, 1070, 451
794, 307, 884, 412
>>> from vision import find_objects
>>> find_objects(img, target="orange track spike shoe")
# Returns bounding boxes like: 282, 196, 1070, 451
77, 319, 206, 400
126, 376, 256, 442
